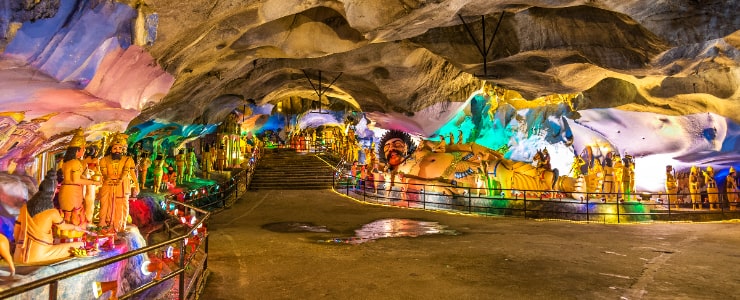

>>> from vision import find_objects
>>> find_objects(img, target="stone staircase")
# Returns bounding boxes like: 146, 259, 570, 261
248, 148, 337, 190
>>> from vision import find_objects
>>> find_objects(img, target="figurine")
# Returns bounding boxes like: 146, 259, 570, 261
138, 150, 152, 189
14, 170, 85, 264
152, 153, 166, 193
58, 128, 101, 227
202, 144, 213, 179
82, 141, 102, 225
688, 166, 700, 209
175, 148, 186, 185
727, 167, 738, 210
703, 166, 718, 210
98, 133, 139, 232
665, 165, 679, 207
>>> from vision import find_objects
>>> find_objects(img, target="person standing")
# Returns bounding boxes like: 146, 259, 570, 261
98, 133, 139, 233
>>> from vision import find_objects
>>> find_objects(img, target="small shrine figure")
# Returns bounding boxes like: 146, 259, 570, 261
665, 165, 679, 207
612, 153, 624, 200
152, 153, 166, 193
186, 148, 197, 181
14, 170, 85, 264
621, 155, 634, 201
688, 166, 700, 209
703, 166, 719, 210
58, 128, 101, 227
727, 166, 738, 210
82, 141, 102, 225
202, 144, 213, 179
138, 150, 152, 189
602, 153, 615, 201
215, 145, 226, 171
98, 133, 139, 232
175, 149, 186, 185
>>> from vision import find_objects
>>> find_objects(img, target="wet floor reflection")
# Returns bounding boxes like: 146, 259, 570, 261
321, 218, 459, 244
262, 222, 331, 233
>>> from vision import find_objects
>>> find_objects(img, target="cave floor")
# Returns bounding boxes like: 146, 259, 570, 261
202, 188, 740, 300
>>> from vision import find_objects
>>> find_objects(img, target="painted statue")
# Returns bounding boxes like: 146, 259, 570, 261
381, 130, 574, 198
727, 166, 738, 210
379, 130, 414, 197
138, 150, 152, 189
58, 128, 101, 228
82, 141, 102, 224
688, 166, 700, 209
665, 165, 679, 207
601, 153, 616, 201
0, 233, 13, 276
175, 149, 186, 185
612, 153, 624, 200
621, 155, 634, 201
202, 144, 213, 179
152, 153, 166, 193
98, 133, 139, 232
703, 166, 718, 209
186, 148, 197, 181
14, 170, 85, 264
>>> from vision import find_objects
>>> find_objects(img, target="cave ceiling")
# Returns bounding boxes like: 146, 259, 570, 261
1, 0, 739, 137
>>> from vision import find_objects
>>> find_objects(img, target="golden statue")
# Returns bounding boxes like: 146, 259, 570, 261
175, 148, 186, 185
14, 170, 85, 264
688, 166, 700, 209
138, 150, 152, 189
727, 166, 738, 210
152, 153, 166, 193
665, 165, 679, 207
58, 128, 101, 229
98, 133, 139, 232
703, 166, 719, 209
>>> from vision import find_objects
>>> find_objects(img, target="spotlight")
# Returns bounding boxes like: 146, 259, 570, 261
140, 259, 164, 281
92, 280, 118, 300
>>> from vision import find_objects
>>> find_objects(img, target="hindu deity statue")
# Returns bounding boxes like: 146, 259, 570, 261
688, 166, 700, 209
601, 153, 615, 201
175, 148, 186, 185
138, 150, 152, 189
82, 140, 102, 225
727, 166, 738, 210
703, 166, 718, 209
98, 133, 139, 232
202, 144, 213, 179
665, 165, 679, 207
186, 148, 197, 181
621, 155, 634, 201
14, 170, 85, 264
612, 153, 624, 200
58, 128, 101, 230
152, 153, 166, 193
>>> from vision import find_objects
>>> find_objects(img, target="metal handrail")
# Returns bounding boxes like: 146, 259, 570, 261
337, 174, 740, 223
0, 150, 261, 299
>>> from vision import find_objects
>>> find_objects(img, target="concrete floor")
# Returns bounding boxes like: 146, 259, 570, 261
202, 188, 740, 300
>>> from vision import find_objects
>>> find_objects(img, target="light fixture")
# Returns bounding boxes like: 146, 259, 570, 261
92, 280, 118, 300
140, 259, 164, 281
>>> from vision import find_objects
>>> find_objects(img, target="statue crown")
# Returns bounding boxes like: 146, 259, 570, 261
69, 128, 86, 148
